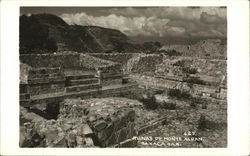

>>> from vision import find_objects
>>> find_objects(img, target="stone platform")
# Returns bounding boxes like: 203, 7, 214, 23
21, 83, 138, 107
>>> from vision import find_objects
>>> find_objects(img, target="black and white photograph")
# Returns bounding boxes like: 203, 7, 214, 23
1, 0, 250, 155
19, 7, 228, 148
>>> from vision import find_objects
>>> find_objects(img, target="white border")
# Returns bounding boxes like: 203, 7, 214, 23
1, 0, 249, 155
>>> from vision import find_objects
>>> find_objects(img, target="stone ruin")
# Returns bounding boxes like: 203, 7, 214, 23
20, 98, 138, 147
20, 52, 140, 147
20, 52, 227, 148
20, 52, 133, 106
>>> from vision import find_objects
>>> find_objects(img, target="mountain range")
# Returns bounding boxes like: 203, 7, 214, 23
19, 13, 226, 58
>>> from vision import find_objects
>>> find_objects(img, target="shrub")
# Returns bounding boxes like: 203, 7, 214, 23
154, 89, 165, 95
140, 94, 158, 110
197, 114, 222, 130
198, 115, 208, 130
182, 67, 197, 74
159, 49, 181, 56
161, 102, 176, 110
190, 102, 196, 108
173, 60, 185, 67
167, 89, 191, 99
185, 76, 206, 85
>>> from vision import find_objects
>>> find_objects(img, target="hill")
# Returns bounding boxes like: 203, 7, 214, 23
20, 14, 139, 54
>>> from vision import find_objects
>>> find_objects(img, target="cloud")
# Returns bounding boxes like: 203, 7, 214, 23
60, 7, 226, 38
61, 12, 178, 37
101, 7, 226, 21
200, 12, 226, 24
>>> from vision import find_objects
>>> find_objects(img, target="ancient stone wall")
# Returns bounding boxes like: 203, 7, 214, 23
154, 57, 227, 89
157, 57, 226, 77
20, 52, 80, 68
160, 39, 227, 59
126, 54, 163, 74
89, 53, 139, 68
129, 74, 227, 101
79, 54, 124, 86
79, 54, 118, 70
20, 53, 127, 96
24, 67, 65, 96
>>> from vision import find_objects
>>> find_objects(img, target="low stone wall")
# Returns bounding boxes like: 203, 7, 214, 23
129, 74, 227, 101
79, 54, 117, 70
29, 83, 65, 96
161, 39, 227, 59
154, 57, 227, 89
157, 57, 227, 78
126, 54, 163, 74
89, 53, 139, 66
79, 54, 123, 86
20, 52, 80, 68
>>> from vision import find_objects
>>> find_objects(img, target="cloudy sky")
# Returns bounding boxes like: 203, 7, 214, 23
20, 7, 227, 44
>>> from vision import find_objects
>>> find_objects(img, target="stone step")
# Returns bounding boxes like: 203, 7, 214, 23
28, 76, 65, 84
68, 78, 99, 86
66, 83, 101, 93
101, 73, 123, 79
29, 73, 63, 79
20, 93, 30, 100
20, 99, 31, 107
29, 68, 60, 75
66, 74, 96, 80
102, 79, 122, 86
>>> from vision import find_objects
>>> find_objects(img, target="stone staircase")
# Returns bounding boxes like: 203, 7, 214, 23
65, 72, 101, 93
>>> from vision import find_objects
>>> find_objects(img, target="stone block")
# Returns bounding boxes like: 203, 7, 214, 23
97, 130, 108, 144
93, 120, 107, 132
117, 127, 128, 143
81, 124, 93, 135
128, 110, 136, 122
104, 123, 114, 138
84, 137, 95, 147
105, 132, 117, 146
20, 93, 30, 100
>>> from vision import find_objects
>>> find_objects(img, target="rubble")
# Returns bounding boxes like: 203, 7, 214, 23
20, 97, 142, 147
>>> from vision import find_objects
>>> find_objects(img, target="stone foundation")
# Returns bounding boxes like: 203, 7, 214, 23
29, 82, 65, 96
20, 98, 138, 147
129, 74, 227, 101
20, 53, 80, 68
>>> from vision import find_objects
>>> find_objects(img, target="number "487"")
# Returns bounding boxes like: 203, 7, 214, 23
183, 131, 196, 136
